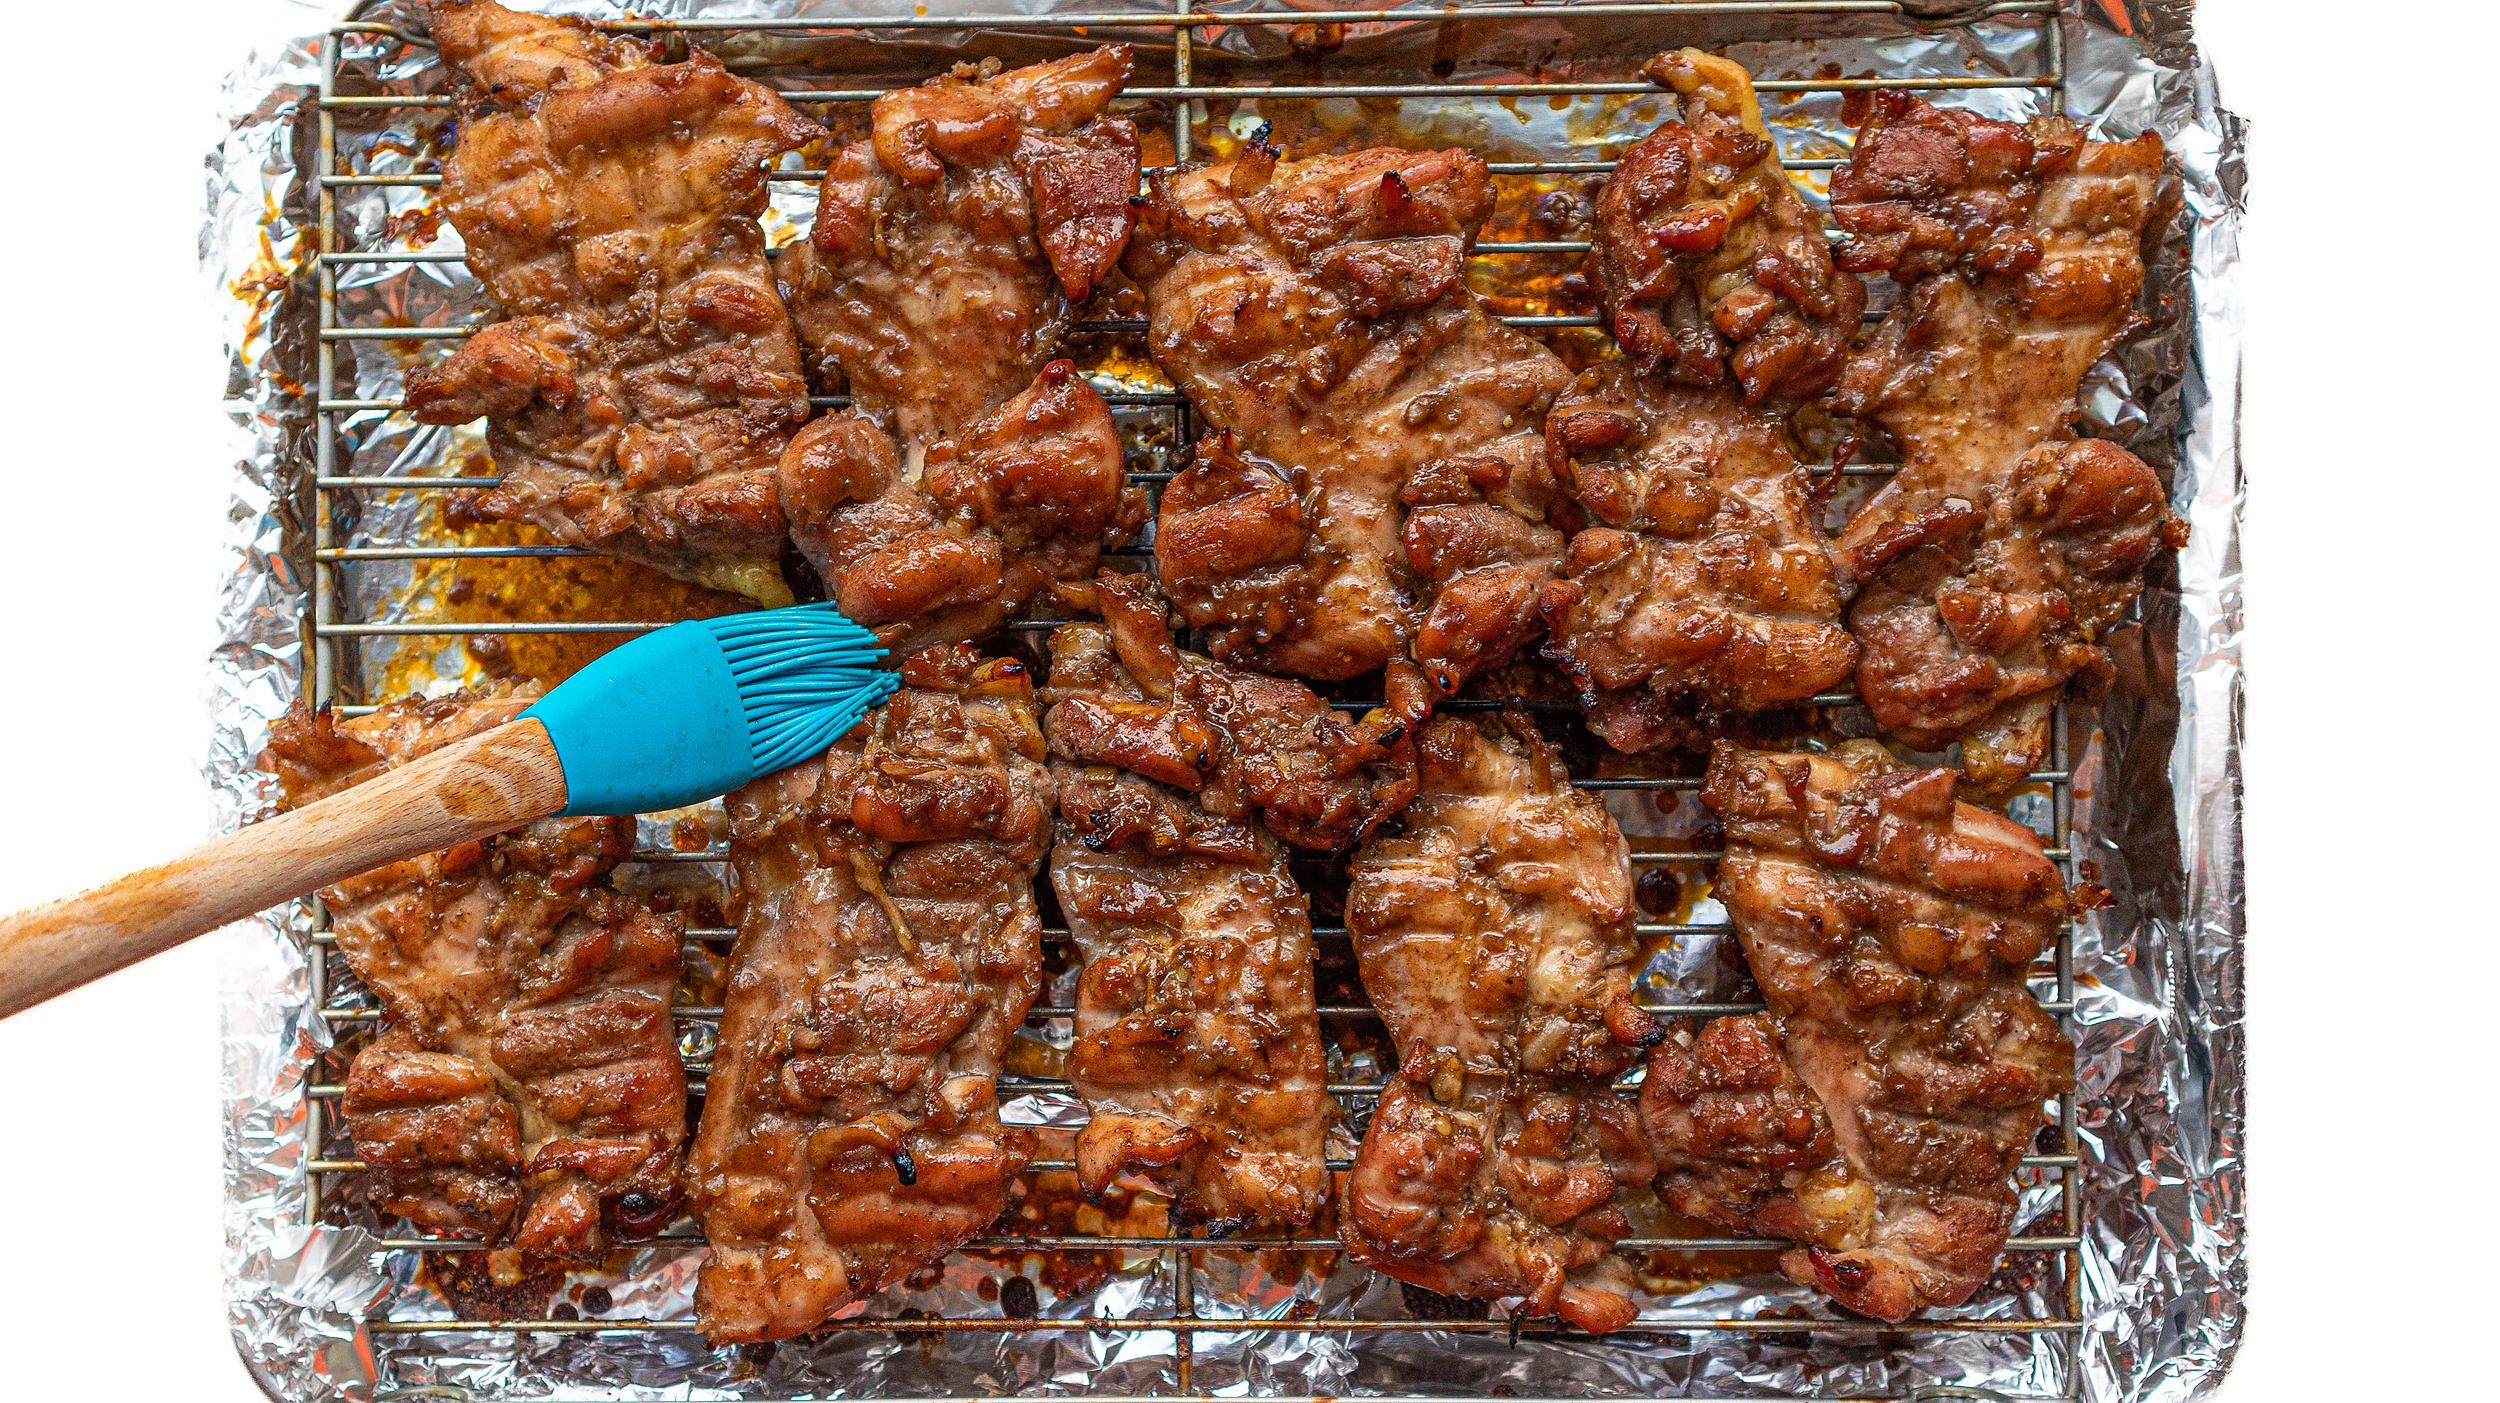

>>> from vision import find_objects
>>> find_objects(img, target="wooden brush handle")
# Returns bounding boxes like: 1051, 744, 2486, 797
0, 718, 570, 1021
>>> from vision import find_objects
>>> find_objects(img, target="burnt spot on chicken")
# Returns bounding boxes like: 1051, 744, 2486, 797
404, 0, 821, 605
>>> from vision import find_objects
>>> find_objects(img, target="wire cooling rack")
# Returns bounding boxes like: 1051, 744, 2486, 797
296, 3, 2099, 1399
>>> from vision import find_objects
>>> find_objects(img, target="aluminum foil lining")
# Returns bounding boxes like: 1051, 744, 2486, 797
204, 2, 2246, 1399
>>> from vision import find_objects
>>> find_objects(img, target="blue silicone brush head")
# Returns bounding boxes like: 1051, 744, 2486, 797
521, 602, 899, 817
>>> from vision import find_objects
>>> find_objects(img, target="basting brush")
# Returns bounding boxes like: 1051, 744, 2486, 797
0, 603, 899, 1019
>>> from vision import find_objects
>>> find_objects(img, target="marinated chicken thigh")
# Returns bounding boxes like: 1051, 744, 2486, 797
1041, 573, 1380, 1230
266, 691, 686, 1283
1829, 94, 2186, 785
1641, 1013, 1852, 1248
1048, 778, 1332, 1232
1678, 744, 2074, 1321
1128, 144, 1576, 692
1542, 52, 1859, 752
1543, 371, 1857, 753
1045, 571, 1418, 853
687, 645, 1052, 1343
1587, 50, 1865, 404
407, 0, 820, 604
1342, 714, 1660, 1332
776, 48, 1144, 645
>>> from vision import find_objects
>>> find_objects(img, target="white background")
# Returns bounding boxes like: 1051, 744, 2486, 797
0, 0, 2472, 1394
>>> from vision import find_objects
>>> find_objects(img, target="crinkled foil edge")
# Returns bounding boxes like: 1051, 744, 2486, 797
204, 3, 2246, 1400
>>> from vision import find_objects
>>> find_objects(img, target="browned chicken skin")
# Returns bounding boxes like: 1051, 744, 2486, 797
776, 49, 1145, 646
1641, 1013, 1854, 1249
405, 0, 821, 605
686, 645, 1052, 1344
1046, 571, 1418, 852
1542, 53, 1859, 753
1342, 714, 1660, 1332
1127, 144, 1577, 693
1671, 743, 2074, 1321
265, 691, 686, 1286
1589, 51, 1866, 404
1042, 574, 1370, 1230
1829, 93, 2186, 785
1543, 370, 1858, 753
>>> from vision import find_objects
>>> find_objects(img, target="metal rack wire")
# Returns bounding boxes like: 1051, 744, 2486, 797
298, 2, 2094, 1398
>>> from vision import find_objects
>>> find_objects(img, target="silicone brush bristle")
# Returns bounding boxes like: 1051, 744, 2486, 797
747, 670, 901, 774
522, 601, 900, 816
706, 604, 897, 772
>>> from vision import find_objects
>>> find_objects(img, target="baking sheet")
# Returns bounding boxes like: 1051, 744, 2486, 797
203, 2, 2246, 1399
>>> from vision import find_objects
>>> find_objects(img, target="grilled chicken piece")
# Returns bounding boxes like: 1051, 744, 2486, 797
778, 358, 1139, 645
1589, 50, 1866, 403
1046, 571, 1418, 852
1342, 714, 1661, 1332
1042, 574, 1366, 1230
1049, 778, 1333, 1233
1842, 437, 2186, 780
264, 691, 685, 1284
775, 49, 1145, 646
1128, 144, 1577, 693
1829, 93, 2186, 785
1542, 53, 1859, 752
1641, 1014, 1859, 1252
686, 645, 1052, 1344
404, 0, 820, 605
1542, 370, 1858, 752
1686, 743, 2074, 1321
